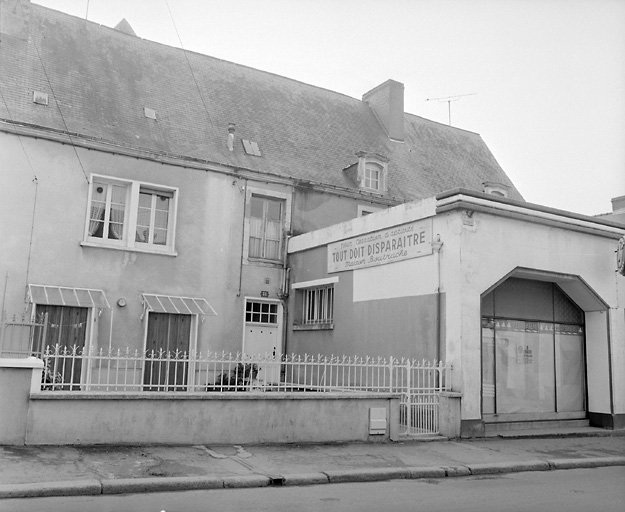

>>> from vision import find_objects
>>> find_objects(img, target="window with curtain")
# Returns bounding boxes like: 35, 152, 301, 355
85, 176, 177, 254
249, 195, 283, 261
89, 181, 127, 240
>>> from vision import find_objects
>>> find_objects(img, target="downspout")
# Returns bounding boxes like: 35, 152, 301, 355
432, 235, 443, 362
280, 190, 295, 356
236, 179, 248, 297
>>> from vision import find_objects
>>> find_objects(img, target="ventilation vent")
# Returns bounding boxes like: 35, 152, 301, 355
33, 91, 48, 106
242, 139, 261, 157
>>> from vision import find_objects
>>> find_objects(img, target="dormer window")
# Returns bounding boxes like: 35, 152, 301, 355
483, 181, 510, 198
364, 162, 382, 190
347, 152, 388, 193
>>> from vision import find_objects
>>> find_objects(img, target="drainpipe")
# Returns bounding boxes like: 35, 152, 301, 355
432, 235, 443, 362
236, 179, 248, 297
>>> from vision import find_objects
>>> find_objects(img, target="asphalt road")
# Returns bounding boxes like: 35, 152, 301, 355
2, 467, 624, 512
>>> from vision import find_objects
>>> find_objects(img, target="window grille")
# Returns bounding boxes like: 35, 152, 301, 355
302, 286, 334, 325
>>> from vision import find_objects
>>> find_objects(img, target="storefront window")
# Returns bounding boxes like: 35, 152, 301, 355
481, 279, 585, 418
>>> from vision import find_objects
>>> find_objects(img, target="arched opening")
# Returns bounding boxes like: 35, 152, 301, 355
480, 273, 602, 423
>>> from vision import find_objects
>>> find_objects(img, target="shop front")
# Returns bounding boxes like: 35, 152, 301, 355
288, 191, 625, 436
481, 278, 586, 423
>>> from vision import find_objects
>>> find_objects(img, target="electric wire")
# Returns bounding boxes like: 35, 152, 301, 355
31, 36, 90, 183
164, 0, 214, 129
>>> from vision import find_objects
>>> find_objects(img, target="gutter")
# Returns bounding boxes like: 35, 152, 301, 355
436, 191, 625, 239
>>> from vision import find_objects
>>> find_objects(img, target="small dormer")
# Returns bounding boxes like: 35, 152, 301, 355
344, 152, 389, 193
483, 181, 510, 198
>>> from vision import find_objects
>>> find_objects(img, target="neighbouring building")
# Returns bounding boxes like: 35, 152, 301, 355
287, 190, 625, 434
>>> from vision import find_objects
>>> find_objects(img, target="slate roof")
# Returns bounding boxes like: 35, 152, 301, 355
0, 3, 524, 202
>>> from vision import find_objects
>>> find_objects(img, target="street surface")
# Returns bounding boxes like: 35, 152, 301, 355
1, 467, 624, 512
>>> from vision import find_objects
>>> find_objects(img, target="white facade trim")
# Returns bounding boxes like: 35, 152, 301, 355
291, 276, 339, 289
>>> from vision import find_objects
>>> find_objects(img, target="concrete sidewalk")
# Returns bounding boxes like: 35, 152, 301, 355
1, 428, 624, 499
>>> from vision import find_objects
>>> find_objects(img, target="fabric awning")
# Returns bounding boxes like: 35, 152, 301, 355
142, 294, 217, 317
28, 284, 110, 309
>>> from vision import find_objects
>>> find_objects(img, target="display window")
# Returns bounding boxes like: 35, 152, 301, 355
481, 279, 586, 419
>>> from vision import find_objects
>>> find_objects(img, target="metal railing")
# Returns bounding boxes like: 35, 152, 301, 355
0, 314, 44, 358
39, 345, 451, 435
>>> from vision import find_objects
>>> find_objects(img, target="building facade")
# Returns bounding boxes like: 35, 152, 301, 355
1, 0, 520, 389
287, 191, 625, 434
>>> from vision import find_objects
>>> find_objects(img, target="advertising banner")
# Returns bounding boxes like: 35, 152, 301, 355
327, 219, 432, 273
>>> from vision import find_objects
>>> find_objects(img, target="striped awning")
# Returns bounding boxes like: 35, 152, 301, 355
142, 294, 217, 317
28, 284, 110, 309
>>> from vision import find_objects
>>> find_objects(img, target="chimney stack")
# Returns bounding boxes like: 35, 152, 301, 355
612, 195, 625, 214
362, 79, 405, 142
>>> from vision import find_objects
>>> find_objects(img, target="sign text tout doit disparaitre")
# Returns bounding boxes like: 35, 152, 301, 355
327, 219, 432, 273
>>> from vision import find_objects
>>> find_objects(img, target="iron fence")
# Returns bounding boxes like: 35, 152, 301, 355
38, 344, 451, 435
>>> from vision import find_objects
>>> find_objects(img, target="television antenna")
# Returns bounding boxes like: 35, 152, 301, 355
425, 93, 477, 126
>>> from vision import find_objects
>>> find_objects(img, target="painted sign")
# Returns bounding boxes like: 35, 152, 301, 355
327, 219, 432, 273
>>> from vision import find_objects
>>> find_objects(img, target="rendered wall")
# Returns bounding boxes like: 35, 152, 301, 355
24, 393, 399, 445
0, 131, 290, 356
434, 208, 625, 428
288, 246, 440, 360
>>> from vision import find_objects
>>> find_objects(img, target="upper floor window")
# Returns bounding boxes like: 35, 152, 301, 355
352, 152, 388, 193
249, 195, 283, 261
363, 163, 382, 190
84, 175, 177, 255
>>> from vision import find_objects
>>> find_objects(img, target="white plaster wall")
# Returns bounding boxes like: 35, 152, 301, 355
353, 256, 437, 302
436, 209, 623, 421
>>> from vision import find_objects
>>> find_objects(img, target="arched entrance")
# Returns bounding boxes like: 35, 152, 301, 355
481, 277, 588, 422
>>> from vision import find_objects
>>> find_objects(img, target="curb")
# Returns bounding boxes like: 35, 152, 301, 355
1, 457, 624, 499
0, 479, 101, 499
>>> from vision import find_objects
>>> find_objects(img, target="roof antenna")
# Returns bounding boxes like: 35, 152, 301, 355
426, 93, 476, 126
85, 0, 90, 20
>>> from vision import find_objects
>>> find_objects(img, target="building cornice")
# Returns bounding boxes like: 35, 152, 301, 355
436, 189, 625, 239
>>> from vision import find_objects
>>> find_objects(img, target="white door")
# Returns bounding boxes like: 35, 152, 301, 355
244, 300, 281, 384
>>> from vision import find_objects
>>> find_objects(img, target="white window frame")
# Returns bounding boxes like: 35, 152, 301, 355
356, 153, 388, 193
293, 277, 338, 329
82, 174, 178, 256
243, 187, 292, 265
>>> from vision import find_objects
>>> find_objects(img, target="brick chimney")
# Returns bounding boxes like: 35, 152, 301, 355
362, 79, 405, 142
0, 0, 30, 40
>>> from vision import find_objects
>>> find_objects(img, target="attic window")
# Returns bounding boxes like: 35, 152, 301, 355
483, 182, 510, 198
356, 152, 389, 193
33, 91, 48, 106
144, 107, 157, 120
242, 139, 262, 157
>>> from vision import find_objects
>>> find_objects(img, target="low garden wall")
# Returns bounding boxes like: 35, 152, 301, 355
1, 358, 400, 445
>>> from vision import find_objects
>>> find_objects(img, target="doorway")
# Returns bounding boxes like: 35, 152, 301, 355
243, 299, 282, 384
143, 312, 191, 391
481, 278, 586, 421
32, 305, 89, 388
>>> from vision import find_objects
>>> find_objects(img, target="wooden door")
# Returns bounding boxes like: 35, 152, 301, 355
34, 305, 88, 389
144, 313, 191, 391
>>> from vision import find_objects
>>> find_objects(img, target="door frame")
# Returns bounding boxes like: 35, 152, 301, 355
141, 311, 199, 391
241, 296, 283, 357
31, 304, 98, 390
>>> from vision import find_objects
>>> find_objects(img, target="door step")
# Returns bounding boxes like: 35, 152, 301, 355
484, 419, 589, 435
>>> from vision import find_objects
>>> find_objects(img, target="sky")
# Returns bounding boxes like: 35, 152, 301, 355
32, 0, 625, 216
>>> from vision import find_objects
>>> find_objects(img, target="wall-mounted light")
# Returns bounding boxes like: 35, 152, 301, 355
117, 298, 127, 307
